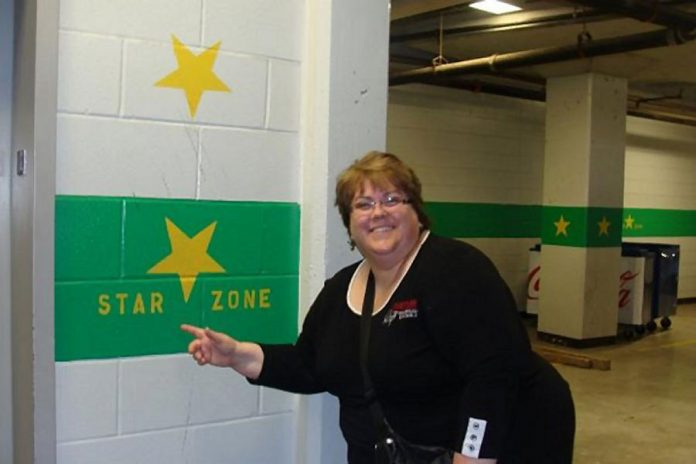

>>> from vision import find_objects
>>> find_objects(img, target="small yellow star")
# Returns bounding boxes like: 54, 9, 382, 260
598, 216, 611, 236
624, 214, 635, 229
148, 218, 226, 302
155, 35, 231, 117
554, 215, 571, 237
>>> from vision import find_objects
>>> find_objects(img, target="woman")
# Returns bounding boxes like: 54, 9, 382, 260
181, 151, 575, 463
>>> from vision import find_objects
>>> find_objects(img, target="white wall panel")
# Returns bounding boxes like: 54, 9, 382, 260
59, 0, 201, 44
199, 128, 299, 202
268, 59, 301, 131
58, 429, 191, 464
58, 32, 122, 115
56, 115, 198, 198
119, 355, 258, 434
58, 414, 295, 464
388, 85, 545, 206
56, 361, 118, 443
205, 0, 304, 60
260, 388, 298, 415
624, 133, 696, 210
123, 41, 268, 127
190, 414, 296, 464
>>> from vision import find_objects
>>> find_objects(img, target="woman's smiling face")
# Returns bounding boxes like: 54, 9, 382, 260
349, 181, 421, 267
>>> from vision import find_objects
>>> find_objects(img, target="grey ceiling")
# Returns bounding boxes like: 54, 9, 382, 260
390, 0, 696, 125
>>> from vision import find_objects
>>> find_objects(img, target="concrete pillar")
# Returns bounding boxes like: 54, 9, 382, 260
538, 73, 627, 346
298, 0, 389, 463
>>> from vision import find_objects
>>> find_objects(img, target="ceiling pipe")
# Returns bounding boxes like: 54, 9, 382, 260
628, 106, 696, 126
389, 27, 694, 86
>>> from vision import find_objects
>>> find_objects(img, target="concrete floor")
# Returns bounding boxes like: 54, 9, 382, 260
533, 303, 696, 463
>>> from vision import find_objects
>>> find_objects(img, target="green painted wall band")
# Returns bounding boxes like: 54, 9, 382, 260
622, 208, 696, 237
425, 202, 542, 238
426, 201, 695, 242
55, 196, 696, 361
56, 275, 297, 361
56, 195, 300, 361
541, 206, 622, 247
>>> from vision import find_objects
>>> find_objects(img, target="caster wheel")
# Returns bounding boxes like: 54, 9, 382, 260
646, 320, 657, 332
660, 317, 672, 329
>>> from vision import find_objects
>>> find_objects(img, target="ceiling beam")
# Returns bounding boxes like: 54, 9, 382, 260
391, 7, 615, 43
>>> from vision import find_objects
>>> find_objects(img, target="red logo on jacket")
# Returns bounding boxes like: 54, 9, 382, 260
383, 299, 419, 326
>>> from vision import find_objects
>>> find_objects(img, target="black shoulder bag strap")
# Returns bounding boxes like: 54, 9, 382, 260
359, 271, 390, 439
359, 271, 455, 464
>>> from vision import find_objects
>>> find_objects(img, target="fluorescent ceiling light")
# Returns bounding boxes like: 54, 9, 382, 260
469, 0, 522, 14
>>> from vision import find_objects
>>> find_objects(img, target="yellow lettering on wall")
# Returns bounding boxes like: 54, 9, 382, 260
98, 294, 111, 315
151, 292, 164, 314
227, 290, 239, 309
116, 293, 128, 315
211, 290, 223, 311
133, 293, 145, 314
97, 292, 165, 316
207, 287, 276, 311
259, 288, 271, 308
244, 289, 255, 308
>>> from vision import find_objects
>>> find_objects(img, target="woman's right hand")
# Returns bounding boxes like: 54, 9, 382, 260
180, 324, 264, 380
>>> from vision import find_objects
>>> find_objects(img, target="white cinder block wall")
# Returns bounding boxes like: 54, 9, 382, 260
56, 1, 303, 463
388, 84, 696, 302
388, 85, 545, 306
624, 117, 696, 298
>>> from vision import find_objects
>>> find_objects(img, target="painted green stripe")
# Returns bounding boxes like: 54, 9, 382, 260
425, 202, 542, 238
622, 208, 696, 237
426, 201, 627, 246
541, 206, 622, 247
56, 196, 123, 280
122, 198, 299, 278
55, 276, 297, 361
55, 195, 300, 361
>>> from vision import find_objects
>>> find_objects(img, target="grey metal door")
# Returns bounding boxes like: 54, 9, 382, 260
0, 0, 15, 461
4, 0, 59, 462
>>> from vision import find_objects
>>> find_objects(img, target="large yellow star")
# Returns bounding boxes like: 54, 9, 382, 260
624, 214, 635, 229
598, 216, 611, 236
554, 215, 571, 237
155, 35, 231, 117
148, 218, 226, 302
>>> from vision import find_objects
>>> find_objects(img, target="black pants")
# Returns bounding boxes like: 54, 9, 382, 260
499, 358, 576, 464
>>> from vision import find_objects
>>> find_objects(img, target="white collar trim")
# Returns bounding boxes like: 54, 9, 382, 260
346, 230, 430, 315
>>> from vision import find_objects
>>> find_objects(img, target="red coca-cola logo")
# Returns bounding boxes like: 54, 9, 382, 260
527, 265, 540, 300
618, 270, 640, 309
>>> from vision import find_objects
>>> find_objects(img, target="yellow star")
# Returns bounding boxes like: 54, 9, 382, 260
148, 218, 225, 302
554, 215, 570, 237
624, 214, 635, 229
155, 35, 231, 118
598, 216, 611, 236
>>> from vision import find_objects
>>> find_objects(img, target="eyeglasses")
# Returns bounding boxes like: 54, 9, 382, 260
351, 192, 411, 213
